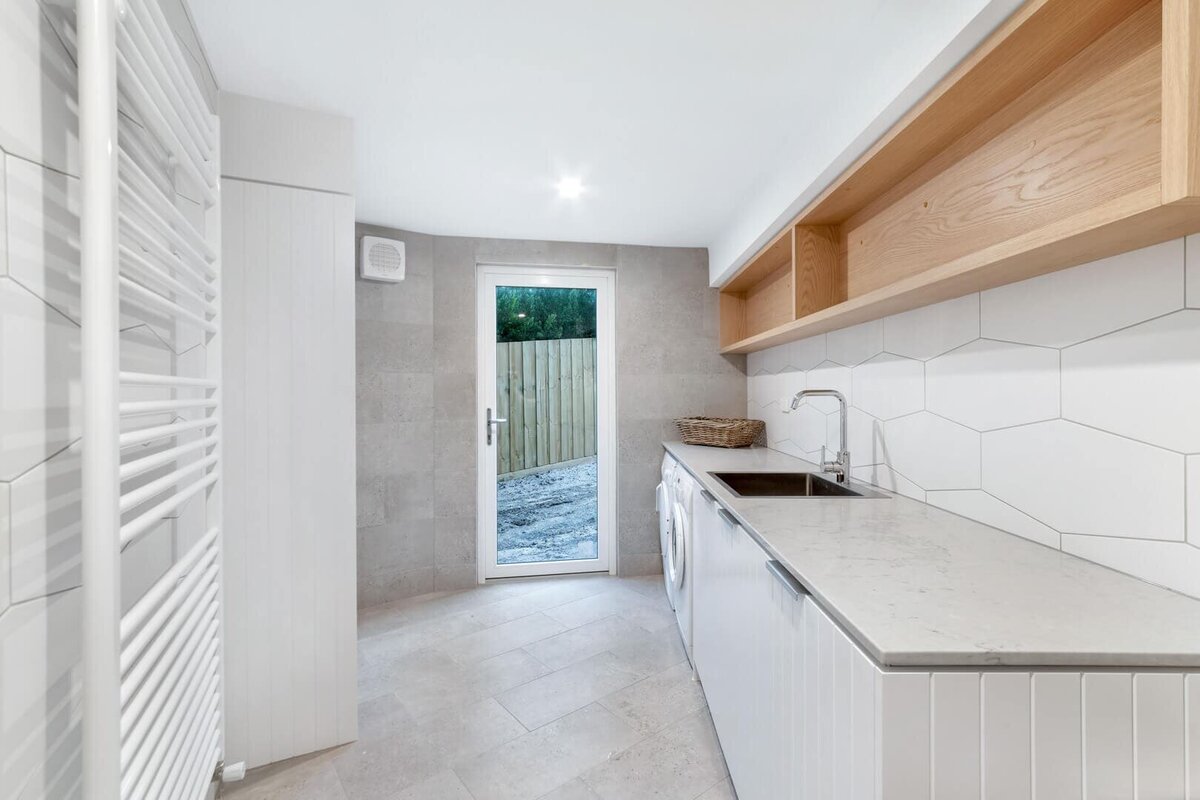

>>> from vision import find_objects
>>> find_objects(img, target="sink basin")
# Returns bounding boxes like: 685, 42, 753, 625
708, 471, 888, 499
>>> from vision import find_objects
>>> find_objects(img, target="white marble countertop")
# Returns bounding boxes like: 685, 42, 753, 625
665, 441, 1200, 668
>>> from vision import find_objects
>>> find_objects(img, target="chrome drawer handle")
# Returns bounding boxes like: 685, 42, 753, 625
700, 489, 715, 503
765, 560, 807, 600
716, 508, 738, 527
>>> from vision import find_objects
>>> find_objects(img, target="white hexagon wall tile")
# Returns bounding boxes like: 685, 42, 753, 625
0, 482, 9, 615
1189, 455, 1200, 544
9, 441, 81, 603
5, 156, 81, 324
0, 278, 81, 481
926, 489, 1060, 549
980, 239, 1184, 347
852, 353, 923, 420
851, 464, 924, 501
786, 334, 826, 371
804, 361, 852, 413
882, 293, 979, 360
0, 590, 83, 795
883, 412, 981, 490
926, 339, 1059, 431
846, 407, 885, 466
826, 319, 883, 366
791, 404, 828, 454
0, 1, 80, 176
1061, 310, 1200, 452
1061, 535, 1200, 600
0, 156, 6, 277
746, 350, 768, 377
983, 420, 1183, 540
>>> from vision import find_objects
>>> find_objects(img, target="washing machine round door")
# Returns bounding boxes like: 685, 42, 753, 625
668, 501, 688, 591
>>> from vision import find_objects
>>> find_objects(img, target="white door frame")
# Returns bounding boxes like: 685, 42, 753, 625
476, 264, 618, 581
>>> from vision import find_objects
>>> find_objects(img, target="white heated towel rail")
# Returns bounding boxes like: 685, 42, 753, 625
79, 0, 223, 797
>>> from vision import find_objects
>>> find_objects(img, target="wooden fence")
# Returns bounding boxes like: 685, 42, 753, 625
497, 337, 597, 476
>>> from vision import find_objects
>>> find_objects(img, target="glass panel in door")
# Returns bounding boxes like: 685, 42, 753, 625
494, 285, 599, 566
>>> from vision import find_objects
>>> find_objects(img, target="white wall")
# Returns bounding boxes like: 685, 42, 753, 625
220, 93, 358, 769
0, 2, 217, 797
219, 92, 354, 195
748, 236, 1200, 600
707, 0, 1024, 286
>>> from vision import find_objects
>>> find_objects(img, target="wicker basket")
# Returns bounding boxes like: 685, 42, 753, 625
674, 416, 765, 448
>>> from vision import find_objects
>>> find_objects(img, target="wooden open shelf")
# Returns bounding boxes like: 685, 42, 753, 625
719, 0, 1200, 354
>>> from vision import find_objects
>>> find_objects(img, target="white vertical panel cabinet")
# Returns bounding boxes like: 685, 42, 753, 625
688, 487, 1200, 800
222, 180, 358, 769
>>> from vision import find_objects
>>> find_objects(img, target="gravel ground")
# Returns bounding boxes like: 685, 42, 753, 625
497, 458, 598, 565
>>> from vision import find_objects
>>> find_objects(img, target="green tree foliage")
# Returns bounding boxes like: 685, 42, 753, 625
496, 287, 596, 343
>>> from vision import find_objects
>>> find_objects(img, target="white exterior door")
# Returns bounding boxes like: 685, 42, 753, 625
475, 265, 617, 579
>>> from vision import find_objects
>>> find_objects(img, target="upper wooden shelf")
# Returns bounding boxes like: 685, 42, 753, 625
719, 0, 1200, 354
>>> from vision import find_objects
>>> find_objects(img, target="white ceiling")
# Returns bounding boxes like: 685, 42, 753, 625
191, 0, 1005, 276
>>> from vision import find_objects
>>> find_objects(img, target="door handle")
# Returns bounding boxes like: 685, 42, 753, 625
699, 489, 715, 503
716, 507, 738, 527
766, 560, 807, 601
485, 407, 507, 445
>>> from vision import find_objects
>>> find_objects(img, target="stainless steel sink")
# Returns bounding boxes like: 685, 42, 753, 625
708, 471, 889, 499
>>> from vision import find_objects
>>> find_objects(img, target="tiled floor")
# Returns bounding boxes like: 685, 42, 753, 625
222, 574, 735, 800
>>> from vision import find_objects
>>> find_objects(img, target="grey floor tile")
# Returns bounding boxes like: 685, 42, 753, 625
542, 586, 675, 634
222, 750, 347, 800
519, 575, 618, 610
695, 778, 737, 800
524, 615, 650, 671
621, 574, 668, 601
598, 661, 708, 736
334, 697, 526, 798
358, 610, 483, 668
437, 611, 568, 664
659, 708, 729, 777
395, 647, 552, 721
359, 647, 461, 703
356, 692, 414, 742
537, 778, 604, 799
395, 770, 476, 800
580, 708, 728, 800
496, 651, 643, 730
455, 704, 642, 800
246, 576, 728, 800
468, 594, 544, 628
606, 627, 688, 679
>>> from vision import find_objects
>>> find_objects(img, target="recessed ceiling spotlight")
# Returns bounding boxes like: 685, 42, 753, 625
556, 176, 585, 200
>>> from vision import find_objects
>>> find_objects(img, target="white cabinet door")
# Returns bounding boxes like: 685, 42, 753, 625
764, 559, 807, 800
696, 496, 807, 800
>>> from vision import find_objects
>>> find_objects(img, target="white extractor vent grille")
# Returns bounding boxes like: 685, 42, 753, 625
360, 235, 406, 282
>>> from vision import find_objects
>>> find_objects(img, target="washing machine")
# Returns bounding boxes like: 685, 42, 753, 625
667, 464, 696, 667
656, 454, 679, 610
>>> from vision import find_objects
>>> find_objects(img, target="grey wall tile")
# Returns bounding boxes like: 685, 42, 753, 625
358, 521, 436, 576
357, 370, 434, 425
384, 472, 435, 522
435, 517, 477, 566
356, 274, 433, 325
357, 319, 434, 375
435, 564, 477, 592
434, 418, 476, 474
433, 372, 475, 420
433, 324, 475, 375
435, 467, 476, 520
356, 229, 746, 608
